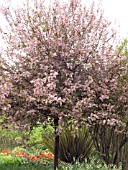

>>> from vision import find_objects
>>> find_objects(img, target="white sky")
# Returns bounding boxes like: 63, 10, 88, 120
0, 0, 128, 39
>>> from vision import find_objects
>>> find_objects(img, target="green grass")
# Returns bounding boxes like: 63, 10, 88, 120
0, 165, 53, 170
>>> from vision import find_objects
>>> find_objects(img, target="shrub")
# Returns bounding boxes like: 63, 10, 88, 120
42, 124, 94, 163
0, 126, 26, 150
26, 124, 54, 150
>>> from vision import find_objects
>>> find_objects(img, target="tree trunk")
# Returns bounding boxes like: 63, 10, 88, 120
54, 115, 59, 170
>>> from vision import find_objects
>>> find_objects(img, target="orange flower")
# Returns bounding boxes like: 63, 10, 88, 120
46, 153, 53, 159
20, 152, 27, 157
13, 151, 27, 157
33, 156, 40, 161
40, 152, 53, 159
1, 150, 10, 155
40, 153, 45, 158
28, 155, 39, 161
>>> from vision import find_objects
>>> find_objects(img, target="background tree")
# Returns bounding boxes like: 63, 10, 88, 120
115, 39, 128, 170
89, 49, 128, 166
0, 0, 127, 169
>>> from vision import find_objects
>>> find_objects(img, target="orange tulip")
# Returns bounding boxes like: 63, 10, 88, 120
1, 150, 10, 154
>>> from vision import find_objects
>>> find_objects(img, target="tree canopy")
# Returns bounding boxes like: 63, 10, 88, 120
0, 0, 127, 131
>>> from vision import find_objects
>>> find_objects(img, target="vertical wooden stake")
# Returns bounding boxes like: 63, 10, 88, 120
54, 115, 59, 170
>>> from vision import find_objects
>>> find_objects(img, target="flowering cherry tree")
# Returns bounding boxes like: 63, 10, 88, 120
0, 0, 127, 169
